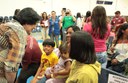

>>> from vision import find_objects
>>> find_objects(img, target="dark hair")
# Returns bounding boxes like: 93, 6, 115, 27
86, 11, 91, 18
59, 42, 68, 53
42, 39, 55, 47
42, 12, 48, 20
91, 6, 107, 39
51, 11, 56, 13
3, 16, 9, 23
65, 9, 70, 15
114, 23, 128, 46
14, 7, 41, 25
0, 16, 3, 23
66, 25, 80, 32
70, 31, 96, 64
76, 12, 81, 18
85, 11, 91, 22
115, 11, 120, 14
14, 9, 20, 16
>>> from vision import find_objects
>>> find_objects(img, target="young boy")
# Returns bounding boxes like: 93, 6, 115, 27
31, 39, 58, 83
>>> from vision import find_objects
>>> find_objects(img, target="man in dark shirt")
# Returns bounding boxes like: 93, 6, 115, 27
17, 35, 42, 83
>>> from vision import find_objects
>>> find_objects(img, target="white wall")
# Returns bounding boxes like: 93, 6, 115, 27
0, 0, 128, 16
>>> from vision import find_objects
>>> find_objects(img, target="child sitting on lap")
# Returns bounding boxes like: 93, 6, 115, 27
37, 42, 72, 83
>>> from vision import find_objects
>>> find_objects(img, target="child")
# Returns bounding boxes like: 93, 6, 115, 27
110, 27, 116, 38
31, 39, 58, 83
37, 42, 72, 83
107, 27, 116, 50
66, 31, 101, 83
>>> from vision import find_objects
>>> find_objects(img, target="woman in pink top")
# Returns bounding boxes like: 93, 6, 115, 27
83, 6, 111, 68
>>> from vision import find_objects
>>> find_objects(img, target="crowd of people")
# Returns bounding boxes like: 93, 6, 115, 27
0, 5, 128, 83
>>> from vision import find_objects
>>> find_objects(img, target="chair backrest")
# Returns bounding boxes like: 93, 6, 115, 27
0, 16, 3, 23
9, 16, 13, 21
98, 68, 128, 83
3, 16, 9, 23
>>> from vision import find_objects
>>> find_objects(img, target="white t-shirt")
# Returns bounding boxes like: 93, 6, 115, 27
76, 17, 82, 30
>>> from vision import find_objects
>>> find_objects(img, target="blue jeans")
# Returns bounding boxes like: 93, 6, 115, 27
50, 32, 59, 48
96, 51, 107, 68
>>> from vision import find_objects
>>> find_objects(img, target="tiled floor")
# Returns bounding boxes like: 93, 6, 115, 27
31, 31, 61, 49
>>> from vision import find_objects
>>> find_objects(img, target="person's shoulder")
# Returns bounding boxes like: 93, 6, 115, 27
27, 35, 38, 43
53, 48, 60, 57
120, 16, 126, 20
83, 22, 92, 30
0, 24, 10, 32
107, 23, 111, 29
112, 16, 116, 19
50, 52, 58, 57
56, 16, 60, 20
49, 17, 52, 20
42, 51, 46, 56
111, 16, 116, 20
64, 58, 72, 64
27, 35, 34, 39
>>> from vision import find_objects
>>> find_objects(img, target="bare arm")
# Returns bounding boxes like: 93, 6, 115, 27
60, 17, 64, 23
72, 16, 76, 22
40, 20, 45, 27
34, 63, 43, 78
59, 20, 62, 29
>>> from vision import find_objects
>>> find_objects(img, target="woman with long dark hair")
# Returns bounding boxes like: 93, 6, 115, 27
109, 23, 128, 73
40, 12, 49, 40
83, 6, 111, 68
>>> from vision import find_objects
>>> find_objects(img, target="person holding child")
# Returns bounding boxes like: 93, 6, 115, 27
37, 42, 72, 83
108, 23, 128, 73
31, 39, 58, 83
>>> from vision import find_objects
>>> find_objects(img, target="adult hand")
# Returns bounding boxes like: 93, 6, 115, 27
110, 47, 115, 53
111, 59, 118, 65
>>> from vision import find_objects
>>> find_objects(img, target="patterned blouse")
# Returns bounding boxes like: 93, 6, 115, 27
0, 20, 27, 72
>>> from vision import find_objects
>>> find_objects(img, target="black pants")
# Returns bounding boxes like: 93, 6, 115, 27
17, 63, 39, 83
60, 27, 63, 41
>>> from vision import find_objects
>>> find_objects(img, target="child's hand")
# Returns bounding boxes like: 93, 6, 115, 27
37, 72, 45, 79
39, 70, 45, 76
37, 75, 44, 80
45, 74, 51, 79
51, 67, 54, 73
110, 47, 115, 53
53, 72, 58, 77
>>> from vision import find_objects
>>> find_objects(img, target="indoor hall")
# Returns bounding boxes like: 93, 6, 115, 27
0, 0, 128, 83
